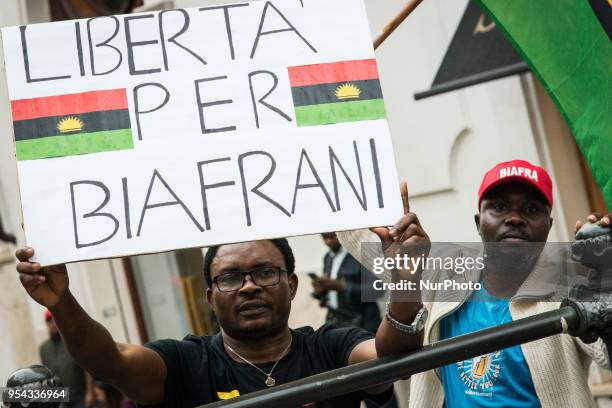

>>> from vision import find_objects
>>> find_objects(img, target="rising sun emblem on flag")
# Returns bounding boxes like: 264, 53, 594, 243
11, 88, 133, 161
288, 59, 386, 126
57, 116, 84, 133
335, 83, 361, 100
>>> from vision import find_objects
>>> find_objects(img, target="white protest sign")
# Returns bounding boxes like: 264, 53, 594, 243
1, 0, 401, 266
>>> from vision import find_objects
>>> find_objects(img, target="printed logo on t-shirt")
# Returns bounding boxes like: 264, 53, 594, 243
456, 351, 503, 397
217, 390, 240, 400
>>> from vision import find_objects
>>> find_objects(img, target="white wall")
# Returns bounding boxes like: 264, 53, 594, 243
131, 252, 191, 339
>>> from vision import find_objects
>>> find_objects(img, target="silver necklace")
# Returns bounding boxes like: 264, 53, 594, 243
225, 335, 293, 387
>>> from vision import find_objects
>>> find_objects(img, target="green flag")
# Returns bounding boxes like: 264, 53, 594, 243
477, 0, 612, 208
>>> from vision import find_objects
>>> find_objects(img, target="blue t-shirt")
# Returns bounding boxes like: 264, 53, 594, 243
439, 287, 540, 408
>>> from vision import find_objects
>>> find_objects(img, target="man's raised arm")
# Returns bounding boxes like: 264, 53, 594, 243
15, 248, 166, 404
349, 182, 427, 364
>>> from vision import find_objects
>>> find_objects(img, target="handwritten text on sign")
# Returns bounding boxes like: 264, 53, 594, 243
1, 0, 401, 265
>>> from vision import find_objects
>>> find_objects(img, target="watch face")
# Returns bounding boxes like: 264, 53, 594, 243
416, 307, 428, 330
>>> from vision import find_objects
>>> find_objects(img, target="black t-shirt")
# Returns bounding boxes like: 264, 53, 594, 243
145, 324, 392, 407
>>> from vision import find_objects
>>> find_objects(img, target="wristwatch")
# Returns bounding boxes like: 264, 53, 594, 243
385, 302, 428, 334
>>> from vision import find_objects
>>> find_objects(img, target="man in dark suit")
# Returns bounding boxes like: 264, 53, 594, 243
312, 232, 383, 334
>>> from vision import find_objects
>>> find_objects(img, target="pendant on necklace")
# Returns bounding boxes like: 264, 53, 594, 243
265, 376, 276, 387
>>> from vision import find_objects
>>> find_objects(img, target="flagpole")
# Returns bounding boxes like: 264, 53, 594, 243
373, 0, 423, 50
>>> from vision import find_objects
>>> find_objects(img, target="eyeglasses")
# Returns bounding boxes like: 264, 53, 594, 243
213, 266, 287, 292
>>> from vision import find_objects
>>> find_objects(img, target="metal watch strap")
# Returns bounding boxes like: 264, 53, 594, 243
385, 302, 427, 334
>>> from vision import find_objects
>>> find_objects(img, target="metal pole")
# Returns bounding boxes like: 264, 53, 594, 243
202, 306, 579, 408
373, 0, 423, 50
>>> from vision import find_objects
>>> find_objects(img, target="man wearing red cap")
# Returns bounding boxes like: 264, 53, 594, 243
341, 159, 611, 408
477, 160, 554, 208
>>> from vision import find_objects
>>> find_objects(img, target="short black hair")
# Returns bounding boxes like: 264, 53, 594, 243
203, 239, 295, 288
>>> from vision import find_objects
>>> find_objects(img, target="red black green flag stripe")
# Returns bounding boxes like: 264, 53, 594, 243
288, 59, 387, 127
11, 89, 133, 161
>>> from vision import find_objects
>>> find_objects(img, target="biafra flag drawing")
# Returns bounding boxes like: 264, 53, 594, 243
11, 88, 133, 161
288, 59, 386, 127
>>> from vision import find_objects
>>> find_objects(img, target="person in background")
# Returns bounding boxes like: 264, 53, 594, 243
39, 310, 93, 408
311, 232, 383, 333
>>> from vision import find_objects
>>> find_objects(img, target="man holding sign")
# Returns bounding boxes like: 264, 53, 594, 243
15, 183, 426, 407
